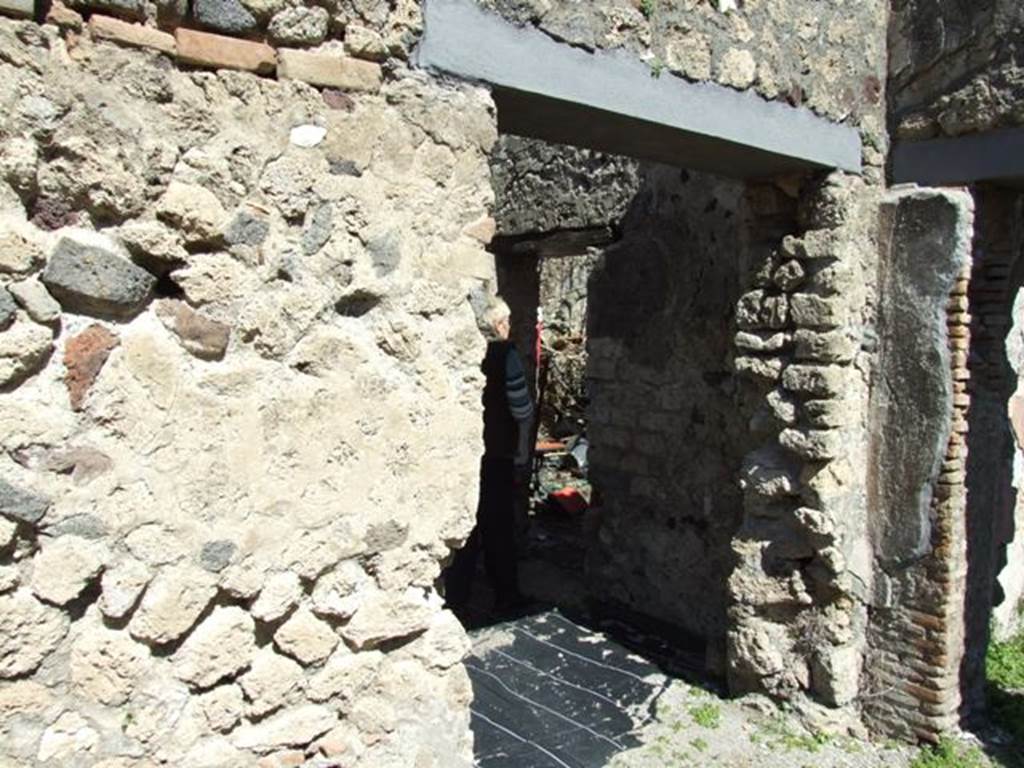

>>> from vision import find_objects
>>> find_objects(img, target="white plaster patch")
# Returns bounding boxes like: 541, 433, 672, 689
290, 125, 327, 148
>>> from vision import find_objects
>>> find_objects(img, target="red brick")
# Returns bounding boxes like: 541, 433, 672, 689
175, 27, 276, 75
89, 15, 175, 55
65, 325, 119, 411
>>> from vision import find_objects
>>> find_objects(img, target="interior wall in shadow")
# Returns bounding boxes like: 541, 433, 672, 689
961, 187, 1023, 717
584, 165, 762, 645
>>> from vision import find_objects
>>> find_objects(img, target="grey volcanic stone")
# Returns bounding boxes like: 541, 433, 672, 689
869, 188, 973, 570
0, 478, 49, 525
193, 0, 259, 35
68, 0, 146, 19
224, 211, 270, 247
41, 238, 156, 319
47, 514, 108, 540
302, 203, 333, 255
0, 288, 16, 331
199, 540, 236, 572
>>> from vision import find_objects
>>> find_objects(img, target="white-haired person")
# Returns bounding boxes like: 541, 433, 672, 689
444, 295, 533, 615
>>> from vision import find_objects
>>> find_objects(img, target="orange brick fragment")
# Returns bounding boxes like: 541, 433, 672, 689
175, 27, 276, 75
89, 15, 175, 55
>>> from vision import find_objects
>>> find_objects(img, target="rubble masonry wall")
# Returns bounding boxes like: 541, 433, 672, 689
0, 5, 499, 766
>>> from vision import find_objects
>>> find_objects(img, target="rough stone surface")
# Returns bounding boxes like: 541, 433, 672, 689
71, 622, 149, 705
268, 5, 328, 45
173, 606, 257, 689
0, 589, 69, 678
156, 181, 227, 245
251, 570, 302, 623
489, 134, 640, 237
274, 606, 339, 665
0, 226, 45, 274
64, 324, 119, 410
129, 565, 218, 645
30, 535, 107, 605
0, 288, 15, 330
233, 704, 337, 754
193, 0, 259, 35
239, 647, 303, 718
42, 236, 155, 318
0, 477, 49, 524
99, 557, 151, 619
155, 299, 231, 360
8, 277, 60, 324
117, 220, 188, 267
869, 189, 973, 568
0, 316, 52, 387
0, 17, 494, 766
340, 587, 433, 650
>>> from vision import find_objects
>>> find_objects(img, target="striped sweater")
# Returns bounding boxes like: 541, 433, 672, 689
482, 341, 534, 458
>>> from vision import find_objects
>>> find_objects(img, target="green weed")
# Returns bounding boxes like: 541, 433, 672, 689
690, 702, 721, 729
909, 738, 986, 768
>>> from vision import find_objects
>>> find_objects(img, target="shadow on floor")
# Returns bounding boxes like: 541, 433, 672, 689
464, 607, 716, 768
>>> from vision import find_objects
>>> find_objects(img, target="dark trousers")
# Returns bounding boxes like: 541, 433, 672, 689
445, 456, 519, 607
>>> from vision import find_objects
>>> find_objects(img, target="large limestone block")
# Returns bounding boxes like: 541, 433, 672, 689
9, 277, 61, 324
310, 560, 368, 619
0, 223, 45, 274
196, 684, 245, 733
232, 704, 337, 753
71, 624, 149, 705
0, 315, 53, 388
129, 565, 217, 645
0, 589, 69, 678
239, 647, 303, 718
37, 711, 100, 764
307, 648, 383, 704
339, 587, 433, 650
117, 219, 188, 266
402, 610, 470, 670
870, 188, 973, 567
251, 571, 301, 623
30, 535, 107, 605
156, 181, 227, 244
41, 236, 155, 318
273, 606, 338, 665
173, 606, 256, 689
100, 557, 151, 619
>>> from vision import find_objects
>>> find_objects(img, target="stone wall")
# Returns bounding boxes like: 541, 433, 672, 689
478, 0, 887, 133
0, 6, 498, 766
537, 251, 596, 437
585, 165, 755, 645
727, 173, 879, 711
955, 188, 1024, 654
489, 134, 639, 239
890, 0, 1024, 138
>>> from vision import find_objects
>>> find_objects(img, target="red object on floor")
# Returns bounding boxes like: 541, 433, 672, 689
548, 486, 588, 515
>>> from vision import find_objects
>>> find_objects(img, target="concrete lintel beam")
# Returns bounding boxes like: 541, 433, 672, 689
416, 0, 862, 178
892, 128, 1024, 188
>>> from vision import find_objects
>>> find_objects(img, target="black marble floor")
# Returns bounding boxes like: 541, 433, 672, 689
466, 610, 671, 768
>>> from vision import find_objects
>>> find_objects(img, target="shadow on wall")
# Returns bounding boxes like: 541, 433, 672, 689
962, 189, 1024, 721
583, 164, 760, 647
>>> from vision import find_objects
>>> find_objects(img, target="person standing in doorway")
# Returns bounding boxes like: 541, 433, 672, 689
445, 295, 534, 615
